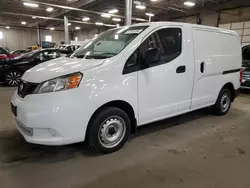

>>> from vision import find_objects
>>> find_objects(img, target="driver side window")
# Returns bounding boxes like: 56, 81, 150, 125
123, 28, 182, 74
140, 28, 182, 66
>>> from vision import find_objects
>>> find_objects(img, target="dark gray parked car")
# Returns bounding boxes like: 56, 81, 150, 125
241, 61, 250, 89
241, 45, 250, 89
0, 49, 69, 86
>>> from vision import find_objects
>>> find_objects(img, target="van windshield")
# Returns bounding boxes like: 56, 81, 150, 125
72, 26, 148, 59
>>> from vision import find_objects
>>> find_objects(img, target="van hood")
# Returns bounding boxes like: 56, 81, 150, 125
22, 57, 105, 83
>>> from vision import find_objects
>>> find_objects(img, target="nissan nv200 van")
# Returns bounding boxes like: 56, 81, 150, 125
11, 22, 242, 153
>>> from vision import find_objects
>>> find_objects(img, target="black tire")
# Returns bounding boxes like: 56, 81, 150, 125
4, 69, 23, 87
213, 88, 232, 116
87, 107, 131, 154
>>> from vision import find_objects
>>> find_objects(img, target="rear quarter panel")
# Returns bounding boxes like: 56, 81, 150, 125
191, 27, 241, 109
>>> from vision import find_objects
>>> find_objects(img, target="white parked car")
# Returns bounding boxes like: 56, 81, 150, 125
11, 22, 242, 153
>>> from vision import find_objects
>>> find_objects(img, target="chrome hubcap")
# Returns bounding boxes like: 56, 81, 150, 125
220, 93, 230, 112
98, 116, 126, 148
6, 71, 22, 86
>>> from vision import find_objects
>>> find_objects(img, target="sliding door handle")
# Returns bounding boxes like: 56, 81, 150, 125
200, 62, 205, 73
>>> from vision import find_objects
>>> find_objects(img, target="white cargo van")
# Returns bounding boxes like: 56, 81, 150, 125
11, 22, 242, 153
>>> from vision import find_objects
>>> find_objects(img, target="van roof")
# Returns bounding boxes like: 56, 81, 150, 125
129, 21, 238, 36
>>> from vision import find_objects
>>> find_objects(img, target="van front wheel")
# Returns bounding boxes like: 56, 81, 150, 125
87, 107, 131, 154
213, 88, 232, 116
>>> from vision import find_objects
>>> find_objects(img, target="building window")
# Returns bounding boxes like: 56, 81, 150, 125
45, 35, 52, 42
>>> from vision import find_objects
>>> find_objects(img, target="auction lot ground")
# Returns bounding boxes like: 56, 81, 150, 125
0, 87, 250, 188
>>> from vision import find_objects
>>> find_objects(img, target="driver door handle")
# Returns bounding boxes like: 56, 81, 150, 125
176, 65, 186, 73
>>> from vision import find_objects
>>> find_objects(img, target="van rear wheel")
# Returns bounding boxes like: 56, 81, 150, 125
87, 107, 131, 154
213, 88, 232, 116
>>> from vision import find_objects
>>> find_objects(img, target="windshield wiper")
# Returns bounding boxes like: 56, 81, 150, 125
100, 52, 117, 56
85, 53, 118, 59
85, 55, 110, 59
73, 52, 117, 59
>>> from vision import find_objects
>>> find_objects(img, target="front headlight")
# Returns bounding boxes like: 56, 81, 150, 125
34, 72, 82, 94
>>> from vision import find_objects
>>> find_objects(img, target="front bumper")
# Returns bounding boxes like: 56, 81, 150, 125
11, 89, 92, 146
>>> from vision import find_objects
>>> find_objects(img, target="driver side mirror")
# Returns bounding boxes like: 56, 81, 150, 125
143, 48, 161, 67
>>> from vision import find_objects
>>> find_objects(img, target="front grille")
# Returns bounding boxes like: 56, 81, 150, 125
17, 80, 39, 98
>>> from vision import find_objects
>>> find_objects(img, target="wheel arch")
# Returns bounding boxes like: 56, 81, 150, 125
87, 100, 137, 135
221, 82, 236, 102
